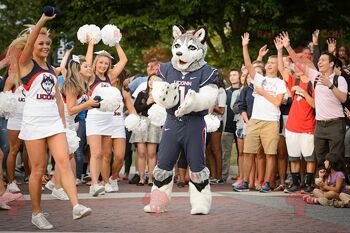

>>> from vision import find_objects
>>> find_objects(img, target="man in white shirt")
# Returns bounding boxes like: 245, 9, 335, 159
233, 33, 286, 192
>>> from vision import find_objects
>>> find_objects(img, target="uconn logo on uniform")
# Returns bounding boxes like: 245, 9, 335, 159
18, 89, 26, 102
37, 74, 55, 100
114, 105, 121, 116
174, 80, 193, 86
100, 83, 110, 88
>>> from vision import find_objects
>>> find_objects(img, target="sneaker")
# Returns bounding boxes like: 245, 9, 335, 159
129, 174, 140, 184
45, 180, 55, 191
0, 192, 23, 203
72, 204, 92, 220
209, 178, 218, 185
31, 213, 54, 230
284, 184, 299, 193
6, 181, 21, 193
232, 179, 243, 189
109, 177, 119, 192
318, 197, 333, 206
217, 179, 225, 184
89, 184, 105, 197
259, 182, 272, 193
233, 181, 250, 192
52, 188, 69, 201
104, 183, 117, 193
76, 179, 82, 186
301, 185, 314, 194
24, 177, 29, 184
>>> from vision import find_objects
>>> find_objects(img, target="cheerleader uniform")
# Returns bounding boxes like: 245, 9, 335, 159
62, 93, 88, 131
86, 75, 115, 136
111, 95, 126, 139
19, 60, 65, 140
7, 85, 26, 131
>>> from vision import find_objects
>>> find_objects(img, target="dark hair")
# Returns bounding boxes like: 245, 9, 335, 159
336, 46, 350, 66
325, 152, 350, 184
230, 68, 241, 76
215, 72, 226, 88
320, 52, 337, 69
145, 74, 157, 94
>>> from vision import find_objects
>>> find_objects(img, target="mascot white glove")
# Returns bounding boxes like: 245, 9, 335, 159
151, 81, 179, 109
147, 104, 167, 127
175, 84, 218, 117
204, 114, 220, 132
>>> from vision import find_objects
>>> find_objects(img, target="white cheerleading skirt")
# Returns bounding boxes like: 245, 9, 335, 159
19, 115, 65, 140
111, 117, 125, 139
86, 113, 115, 136
7, 113, 23, 131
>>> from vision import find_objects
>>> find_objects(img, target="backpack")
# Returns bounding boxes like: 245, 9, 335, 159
294, 78, 313, 97
332, 75, 350, 111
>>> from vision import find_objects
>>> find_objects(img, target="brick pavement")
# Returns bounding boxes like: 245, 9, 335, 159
1, 180, 349, 233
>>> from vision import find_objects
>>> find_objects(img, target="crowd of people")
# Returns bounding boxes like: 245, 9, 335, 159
0, 10, 350, 230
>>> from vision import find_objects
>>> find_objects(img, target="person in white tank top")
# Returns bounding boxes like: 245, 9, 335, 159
85, 35, 128, 196
11, 13, 91, 229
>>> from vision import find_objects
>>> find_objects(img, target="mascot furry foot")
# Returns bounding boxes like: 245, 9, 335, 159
152, 81, 179, 109
144, 167, 174, 213
189, 180, 212, 215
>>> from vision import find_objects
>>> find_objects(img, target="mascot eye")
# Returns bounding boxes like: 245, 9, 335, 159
174, 43, 181, 49
188, 45, 197, 50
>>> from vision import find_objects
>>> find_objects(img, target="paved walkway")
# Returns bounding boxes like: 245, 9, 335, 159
1, 180, 350, 233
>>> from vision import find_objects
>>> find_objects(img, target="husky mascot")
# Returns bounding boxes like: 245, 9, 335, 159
144, 25, 219, 215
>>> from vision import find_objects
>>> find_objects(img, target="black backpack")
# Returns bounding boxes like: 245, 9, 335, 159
294, 78, 313, 98
326, 75, 350, 111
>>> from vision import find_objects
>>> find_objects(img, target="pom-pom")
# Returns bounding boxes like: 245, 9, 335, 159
204, 114, 220, 133
77, 24, 101, 44
43, 6, 61, 18
0, 91, 17, 119
64, 41, 74, 50
147, 104, 167, 126
65, 128, 80, 154
125, 114, 140, 131
101, 24, 122, 47
94, 86, 123, 112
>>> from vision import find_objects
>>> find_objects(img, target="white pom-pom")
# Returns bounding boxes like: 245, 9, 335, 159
77, 24, 90, 44
101, 24, 122, 47
125, 114, 140, 131
204, 114, 220, 133
77, 24, 101, 44
95, 86, 123, 112
0, 91, 17, 119
147, 104, 167, 126
65, 128, 80, 154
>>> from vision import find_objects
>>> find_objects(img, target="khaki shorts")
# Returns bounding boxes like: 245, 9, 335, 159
243, 119, 279, 155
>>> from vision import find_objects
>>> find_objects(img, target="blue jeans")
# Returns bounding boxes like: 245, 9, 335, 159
0, 117, 9, 170
75, 121, 87, 179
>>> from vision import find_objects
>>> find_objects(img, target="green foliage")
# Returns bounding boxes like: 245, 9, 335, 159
1, 0, 349, 75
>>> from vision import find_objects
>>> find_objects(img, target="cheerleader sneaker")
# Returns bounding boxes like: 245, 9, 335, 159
45, 180, 55, 191
89, 184, 105, 197
52, 188, 69, 201
109, 177, 119, 192
31, 213, 54, 230
73, 204, 92, 220
6, 182, 21, 193
104, 183, 116, 193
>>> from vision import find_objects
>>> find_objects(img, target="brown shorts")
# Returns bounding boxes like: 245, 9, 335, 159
243, 119, 279, 155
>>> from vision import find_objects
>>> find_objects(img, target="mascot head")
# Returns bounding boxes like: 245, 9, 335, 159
171, 25, 208, 73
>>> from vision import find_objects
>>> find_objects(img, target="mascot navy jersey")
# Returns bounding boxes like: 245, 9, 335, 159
158, 62, 218, 116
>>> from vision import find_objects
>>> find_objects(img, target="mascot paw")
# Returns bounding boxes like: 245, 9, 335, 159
204, 114, 220, 132
152, 81, 179, 109
175, 90, 196, 117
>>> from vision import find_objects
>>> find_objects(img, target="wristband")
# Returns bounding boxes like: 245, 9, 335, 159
328, 84, 335, 90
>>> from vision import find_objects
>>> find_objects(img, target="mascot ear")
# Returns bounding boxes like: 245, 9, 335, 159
172, 25, 185, 39
193, 27, 207, 44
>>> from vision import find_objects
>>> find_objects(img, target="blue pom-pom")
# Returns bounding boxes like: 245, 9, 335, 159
43, 5, 61, 17
64, 41, 74, 50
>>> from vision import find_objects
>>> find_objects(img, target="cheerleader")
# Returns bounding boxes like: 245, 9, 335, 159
15, 14, 91, 229
109, 70, 137, 189
4, 75, 27, 193
85, 36, 127, 196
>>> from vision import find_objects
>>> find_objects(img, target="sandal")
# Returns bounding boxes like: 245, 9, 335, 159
273, 184, 285, 192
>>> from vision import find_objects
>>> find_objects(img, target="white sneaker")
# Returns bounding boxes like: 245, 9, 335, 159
76, 179, 82, 186
72, 204, 92, 220
6, 182, 21, 193
52, 188, 69, 201
89, 184, 105, 197
104, 183, 115, 193
45, 180, 55, 191
31, 213, 54, 230
109, 177, 119, 192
